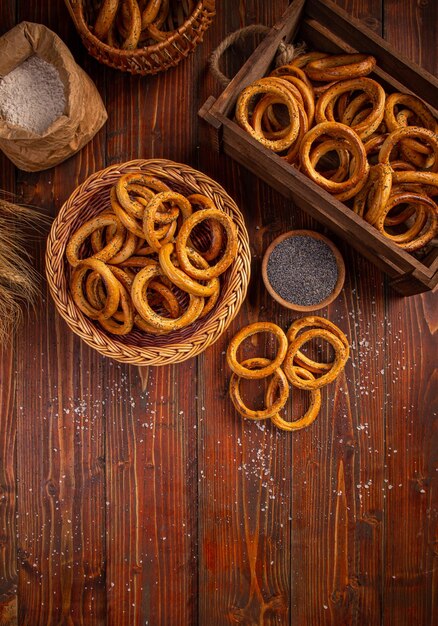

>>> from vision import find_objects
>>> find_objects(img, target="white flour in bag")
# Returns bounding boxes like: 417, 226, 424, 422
0, 55, 66, 134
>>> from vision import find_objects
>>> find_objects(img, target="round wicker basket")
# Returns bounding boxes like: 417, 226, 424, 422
45, 159, 251, 365
64, 0, 216, 75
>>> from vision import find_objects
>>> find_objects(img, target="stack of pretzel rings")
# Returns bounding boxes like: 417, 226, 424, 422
92, 0, 196, 50
226, 316, 349, 431
236, 51, 438, 252
65, 173, 238, 336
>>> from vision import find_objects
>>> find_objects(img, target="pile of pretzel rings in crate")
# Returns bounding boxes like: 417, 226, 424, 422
236, 52, 438, 252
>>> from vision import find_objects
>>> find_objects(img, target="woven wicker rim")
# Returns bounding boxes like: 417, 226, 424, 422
45, 159, 251, 366
65, 0, 216, 74
74, 1, 214, 56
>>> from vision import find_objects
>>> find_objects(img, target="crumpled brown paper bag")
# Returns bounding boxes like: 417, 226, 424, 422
0, 22, 107, 172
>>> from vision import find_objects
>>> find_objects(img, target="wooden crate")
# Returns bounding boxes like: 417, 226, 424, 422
199, 0, 438, 295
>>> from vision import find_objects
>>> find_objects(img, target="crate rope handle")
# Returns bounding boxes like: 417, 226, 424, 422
209, 24, 305, 89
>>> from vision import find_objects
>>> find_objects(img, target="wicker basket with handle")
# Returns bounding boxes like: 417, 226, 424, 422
45, 159, 251, 365
64, 0, 216, 75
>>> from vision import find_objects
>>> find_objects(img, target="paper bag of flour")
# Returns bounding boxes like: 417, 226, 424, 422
0, 22, 107, 172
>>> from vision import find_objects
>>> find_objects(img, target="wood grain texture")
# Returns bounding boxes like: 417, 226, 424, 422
103, 37, 200, 626
0, 0, 435, 625
0, 7, 19, 626
383, 2, 438, 624
10, 3, 107, 625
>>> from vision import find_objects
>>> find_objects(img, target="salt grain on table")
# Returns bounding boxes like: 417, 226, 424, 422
0, 55, 65, 134
267, 235, 339, 306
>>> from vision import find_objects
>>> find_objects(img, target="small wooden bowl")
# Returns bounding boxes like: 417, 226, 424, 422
261, 230, 345, 312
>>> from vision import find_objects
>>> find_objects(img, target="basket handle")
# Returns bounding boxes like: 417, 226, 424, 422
63, 0, 81, 27
209, 24, 304, 89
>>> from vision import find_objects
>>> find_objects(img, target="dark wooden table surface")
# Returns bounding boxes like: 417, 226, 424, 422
0, 1, 437, 625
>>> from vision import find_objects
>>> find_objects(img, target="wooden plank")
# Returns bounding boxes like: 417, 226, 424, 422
0, 7, 18, 626
382, 1, 438, 624
0, 346, 17, 626
103, 50, 200, 626
287, 4, 387, 623
13, 2, 107, 625
197, 2, 296, 623
1, 5, 22, 626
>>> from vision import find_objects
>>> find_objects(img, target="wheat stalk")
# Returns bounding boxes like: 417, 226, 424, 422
0, 197, 50, 344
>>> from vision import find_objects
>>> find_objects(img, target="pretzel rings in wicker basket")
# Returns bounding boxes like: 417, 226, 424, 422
235, 51, 438, 255
225, 316, 349, 431
46, 159, 250, 366
65, 0, 216, 75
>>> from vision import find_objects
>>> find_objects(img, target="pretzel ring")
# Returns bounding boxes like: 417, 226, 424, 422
364, 133, 389, 157
283, 100, 309, 164
290, 52, 330, 68
71, 258, 121, 320
251, 93, 302, 141
148, 280, 181, 319
309, 138, 351, 183
116, 174, 171, 219
98, 282, 134, 335
111, 186, 145, 238
229, 358, 289, 420
90, 222, 117, 254
132, 263, 204, 331
383, 190, 416, 226
381, 202, 427, 243
272, 62, 313, 84
66, 213, 125, 268
85, 265, 135, 311
141, 0, 162, 27
375, 190, 438, 251
300, 122, 369, 197
186, 194, 224, 262
134, 316, 172, 335
236, 78, 301, 152
226, 322, 288, 380
400, 143, 434, 170
176, 209, 238, 280
118, 256, 157, 269
107, 231, 138, 264
269, 73, 315, 126
200, 276, 221, 318
286, 316, 350, 374
85, 266, 132, 312
341, 93, 372, 126
250, 91, 308, 162
84, 270, 106, 311
305, 54, 376, 81
267, 367, 321, 431
315, 78, 385, 140
353, 163, 393, 225
121, 0, 141, 50
392, 171, 438, 195
159, 242, 218, 297
284, 329, 348, 390
94, 0, 119, 39
384, 93, 437, 133
143, 191, 192, 252
131, 186, 180, 224
379, 126, 438, 172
